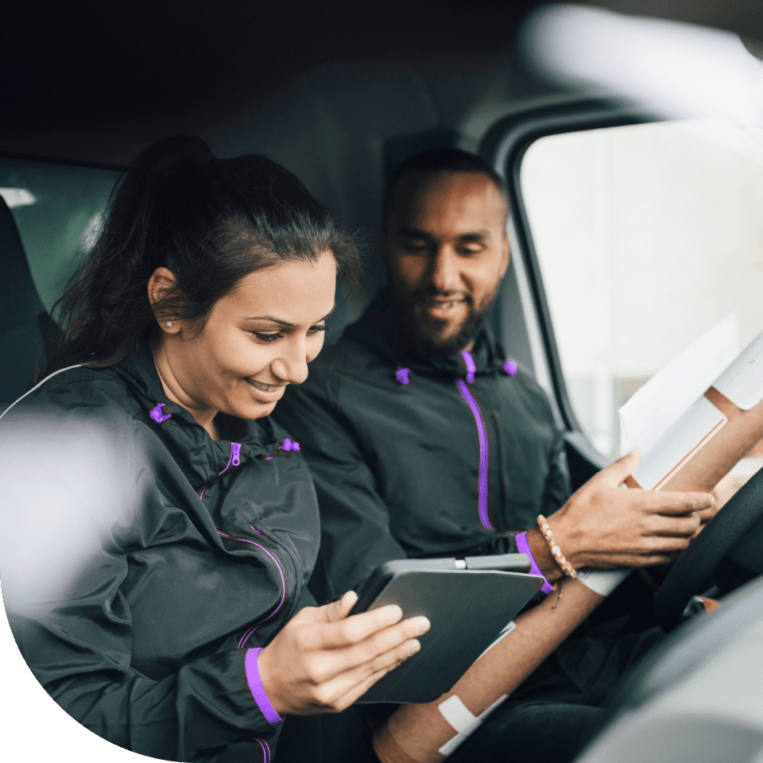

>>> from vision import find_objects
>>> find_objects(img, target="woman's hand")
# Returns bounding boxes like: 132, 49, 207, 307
527, 449, 714, 578
257, 590, 430, 716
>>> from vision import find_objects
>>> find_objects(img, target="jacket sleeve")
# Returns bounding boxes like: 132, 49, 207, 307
274, 376, 409, 603
0, 412, 281, 762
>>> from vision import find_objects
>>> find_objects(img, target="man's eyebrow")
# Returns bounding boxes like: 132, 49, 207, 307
395, 228, 492, 242
457, 230, 491, 242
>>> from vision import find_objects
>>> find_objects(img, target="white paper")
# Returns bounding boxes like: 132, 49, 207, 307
713, 328, 763, 410
631, 396, 727, 490
619, 313, 738, 456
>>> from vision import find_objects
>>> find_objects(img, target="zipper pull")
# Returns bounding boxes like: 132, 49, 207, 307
231, 442, 241, 466
461, 350, 476, 384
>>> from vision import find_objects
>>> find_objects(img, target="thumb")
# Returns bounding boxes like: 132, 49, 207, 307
323, 590, 358, 623
600, 447, 641, 487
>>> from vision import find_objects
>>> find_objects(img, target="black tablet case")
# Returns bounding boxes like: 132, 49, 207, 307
356, 569, 544, 703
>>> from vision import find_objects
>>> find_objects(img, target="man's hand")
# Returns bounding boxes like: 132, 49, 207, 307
527, 449, 714, 579
257, 591, 430, 716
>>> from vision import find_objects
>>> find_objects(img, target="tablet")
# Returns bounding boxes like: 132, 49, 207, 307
351, 555, 544, 703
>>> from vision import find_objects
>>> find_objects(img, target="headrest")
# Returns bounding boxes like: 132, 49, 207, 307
0, 194, 46, 331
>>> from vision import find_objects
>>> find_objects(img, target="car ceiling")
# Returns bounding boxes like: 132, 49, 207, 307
3, 0, 763, 167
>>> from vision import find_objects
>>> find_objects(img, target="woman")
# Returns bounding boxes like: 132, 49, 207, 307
0, 137, 428, 762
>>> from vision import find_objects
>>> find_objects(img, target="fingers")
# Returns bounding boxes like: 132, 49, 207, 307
598, 448, 641, 487
649, 512, 701, 537
309, 634, 424, 713
332, 614, 429, 674
312, 603, 400, 648
324, 590, 359, 622
622, 488, 714, 515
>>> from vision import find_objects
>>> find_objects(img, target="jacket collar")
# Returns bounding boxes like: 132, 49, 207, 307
343, 290, 507, 379
110, 346, 283, 487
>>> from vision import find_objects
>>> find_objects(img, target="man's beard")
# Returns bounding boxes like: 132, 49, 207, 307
389, 284, 497, 359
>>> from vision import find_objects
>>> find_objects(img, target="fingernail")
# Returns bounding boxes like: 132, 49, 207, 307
407, 640, 421, 657
384, 605, 403, 623
414, 617, 430, 636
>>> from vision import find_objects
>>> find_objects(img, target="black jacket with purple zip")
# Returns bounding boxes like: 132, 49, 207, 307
0, 347, 320, 762
274, 292, 572, 604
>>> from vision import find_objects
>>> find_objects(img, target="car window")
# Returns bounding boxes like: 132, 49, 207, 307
0, 157, 120, 313
519, 119, 763, 486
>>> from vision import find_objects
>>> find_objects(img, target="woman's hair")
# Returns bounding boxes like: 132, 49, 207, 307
40, 136, 360, 378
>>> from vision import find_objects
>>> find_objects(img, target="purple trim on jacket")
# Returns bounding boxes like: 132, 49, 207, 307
455, 377, 494, 532
217, 530, 288, 649
515, 531, 554, 595
149, 403, 172, 423
461, 350, 477, 384
219, 442, 242, 475
245, 648, 285, 727
503, 358, 518, 377
255, 738, 272, 763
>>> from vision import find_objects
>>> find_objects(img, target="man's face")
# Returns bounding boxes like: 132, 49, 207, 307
381, 171, 510, 355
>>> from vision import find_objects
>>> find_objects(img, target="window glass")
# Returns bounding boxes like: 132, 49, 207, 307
0, 157, 119, 313
520, 119, 763, 486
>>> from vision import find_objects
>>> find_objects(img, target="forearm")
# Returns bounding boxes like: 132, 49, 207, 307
373, 579, 604, 763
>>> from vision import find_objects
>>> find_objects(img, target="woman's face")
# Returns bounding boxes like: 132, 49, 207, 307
151, 252, 337, 428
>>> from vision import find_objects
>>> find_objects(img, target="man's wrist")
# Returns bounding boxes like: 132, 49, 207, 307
525, 527, 564, 582
515, 531, 555, 593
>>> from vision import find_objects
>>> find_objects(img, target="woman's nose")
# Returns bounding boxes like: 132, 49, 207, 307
270, 340, 309, 386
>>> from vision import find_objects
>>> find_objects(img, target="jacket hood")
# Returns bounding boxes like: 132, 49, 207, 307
343, 290, 511, 379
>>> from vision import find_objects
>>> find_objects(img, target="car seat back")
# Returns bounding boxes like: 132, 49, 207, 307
0, 195, 58, 410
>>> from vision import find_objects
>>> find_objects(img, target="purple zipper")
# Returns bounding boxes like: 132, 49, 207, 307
217, 530, 287, 648
218, 442, 241, 475
456, 352, 494, 532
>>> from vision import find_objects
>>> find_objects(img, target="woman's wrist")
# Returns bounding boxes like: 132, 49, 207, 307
245, 647, 286, 724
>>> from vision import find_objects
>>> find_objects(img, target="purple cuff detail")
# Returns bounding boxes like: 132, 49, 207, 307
244, 648, 285, 726
516, 531, 554, 595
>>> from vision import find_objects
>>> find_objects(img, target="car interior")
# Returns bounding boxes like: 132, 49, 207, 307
3, 1, 763, 761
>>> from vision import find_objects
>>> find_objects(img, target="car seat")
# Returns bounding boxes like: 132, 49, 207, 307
0, 195, 58, 411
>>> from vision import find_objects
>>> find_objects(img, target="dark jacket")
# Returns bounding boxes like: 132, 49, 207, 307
274, 293, 571, 603
0, 348, 320, 762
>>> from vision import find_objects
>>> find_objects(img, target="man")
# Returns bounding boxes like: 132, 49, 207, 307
274, 149, 711, 761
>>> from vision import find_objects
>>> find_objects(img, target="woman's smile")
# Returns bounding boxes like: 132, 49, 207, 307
247, 378, 288, 394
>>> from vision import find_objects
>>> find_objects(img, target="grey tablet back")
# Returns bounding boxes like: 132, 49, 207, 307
357, 569, 544, 703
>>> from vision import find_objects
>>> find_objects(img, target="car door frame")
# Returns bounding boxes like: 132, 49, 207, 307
480, 98, 657, 487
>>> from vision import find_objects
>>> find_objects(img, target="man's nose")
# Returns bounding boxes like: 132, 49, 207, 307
270, 339, 309, 386
429, 249, 461, 293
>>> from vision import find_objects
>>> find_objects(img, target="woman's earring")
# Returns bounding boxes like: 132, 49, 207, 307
166, 321, 173, 327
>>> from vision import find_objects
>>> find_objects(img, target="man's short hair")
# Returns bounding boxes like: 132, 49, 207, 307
382, 148, 510, 230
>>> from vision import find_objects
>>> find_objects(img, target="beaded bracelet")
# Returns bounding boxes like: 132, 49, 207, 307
536, 515, 577, 579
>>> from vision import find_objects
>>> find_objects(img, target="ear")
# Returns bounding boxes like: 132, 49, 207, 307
498, 231, 511, 279
147, 267, 182, 335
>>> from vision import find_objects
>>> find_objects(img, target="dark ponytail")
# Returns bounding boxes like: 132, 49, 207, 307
39, 136, 360, 378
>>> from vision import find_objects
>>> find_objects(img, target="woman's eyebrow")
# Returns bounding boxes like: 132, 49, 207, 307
242, 308, 335, 326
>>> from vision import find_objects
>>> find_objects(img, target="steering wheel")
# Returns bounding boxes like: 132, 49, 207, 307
653, 465, 763, 631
